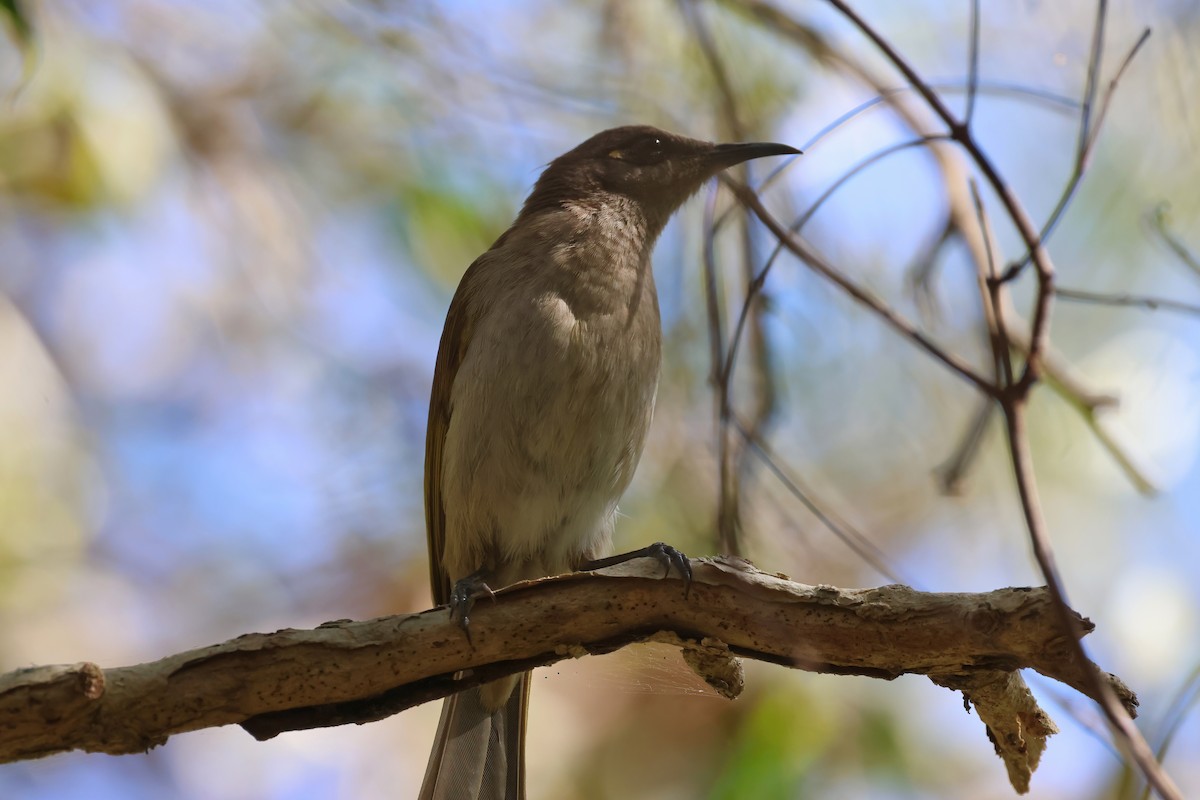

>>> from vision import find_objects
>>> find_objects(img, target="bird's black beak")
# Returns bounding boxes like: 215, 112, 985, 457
710, 140, 802, 168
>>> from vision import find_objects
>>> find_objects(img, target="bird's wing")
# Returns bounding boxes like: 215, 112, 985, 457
424, 254, 488, 607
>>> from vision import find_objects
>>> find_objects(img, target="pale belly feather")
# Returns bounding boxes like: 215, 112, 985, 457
440, 276, 660, 587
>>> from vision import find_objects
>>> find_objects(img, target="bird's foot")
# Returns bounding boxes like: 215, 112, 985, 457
448, 570, 497, 643
581, 542, 693, 597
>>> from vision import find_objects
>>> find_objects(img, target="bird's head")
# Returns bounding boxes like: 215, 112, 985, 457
519, 125, 799, 227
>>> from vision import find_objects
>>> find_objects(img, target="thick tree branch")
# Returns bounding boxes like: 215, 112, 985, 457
0, 558, 1134, 794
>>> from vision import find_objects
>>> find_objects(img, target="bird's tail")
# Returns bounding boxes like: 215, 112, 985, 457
418, 672, 530, 800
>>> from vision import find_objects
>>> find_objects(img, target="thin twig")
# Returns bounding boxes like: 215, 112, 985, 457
713, 75, 1083, 231
723, 137, 943, 392
906, 213, 956, 322
1149, 204, 1200, 279
1003, 26, 1151, 282
683, 0, 765, 556
726, 180, 998, 397
1003, 320, 1119, 411
701, 189, 726, 391
1082, 28, 1151, 158
972, 179, 1014, 389
1078, 0, 1108, 163
700, 186, 744, 552
964, 0, 981, 126
1074, 406, 1159, 496
935, 398, 993, 495
1001, 402, 1178, 800
934, 335, 1154, 496
1056, 287, 1200, 317
733, 415, 908, 584
935, 179, 1010, 497
1137, 663, 1200, 800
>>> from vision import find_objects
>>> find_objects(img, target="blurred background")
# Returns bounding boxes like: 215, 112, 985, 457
0, 1, 1197, 798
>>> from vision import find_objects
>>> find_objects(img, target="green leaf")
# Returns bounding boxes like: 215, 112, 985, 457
0, 0, 30, 42
1, 0, 37, 93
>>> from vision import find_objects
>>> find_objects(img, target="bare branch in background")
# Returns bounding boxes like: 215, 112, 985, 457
682, 0, 781, 557
1001, 21, 1151, 280
1148, 203, 1200, 280
719, 0, 1176, 794
1056, 288, 1200, 318
723, 180, 997, 395
733, 415, 907, 584
714, 0, 1147, 498
964, 0, 981, 126
970, 179, 1013, 389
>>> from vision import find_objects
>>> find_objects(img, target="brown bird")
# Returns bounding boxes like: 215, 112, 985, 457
419, 125, 799, 799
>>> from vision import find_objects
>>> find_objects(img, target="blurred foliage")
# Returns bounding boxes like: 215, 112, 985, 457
0, 0, 34, 88
1, 0, 30, 42
710, 683, 833, 799
0, 1, 1197, 799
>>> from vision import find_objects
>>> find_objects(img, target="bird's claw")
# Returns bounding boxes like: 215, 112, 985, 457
645, 541, 693, 598
448, 571, 496, 643
644, 541, 689, 579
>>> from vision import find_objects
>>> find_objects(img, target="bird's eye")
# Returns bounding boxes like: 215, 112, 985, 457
609, 135, 666, 165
